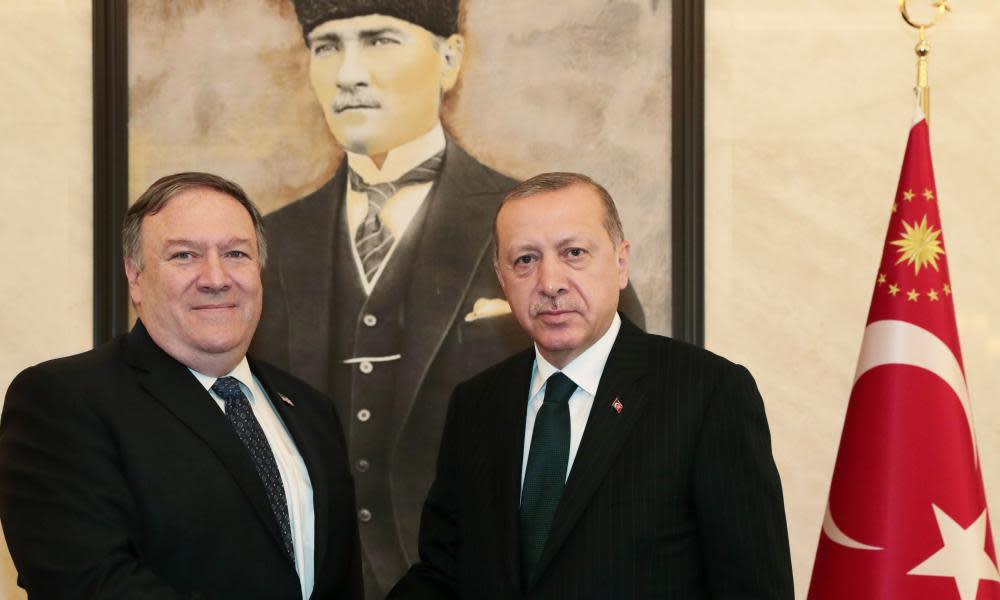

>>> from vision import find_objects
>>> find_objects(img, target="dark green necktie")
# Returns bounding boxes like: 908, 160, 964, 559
519, 371, 577, 587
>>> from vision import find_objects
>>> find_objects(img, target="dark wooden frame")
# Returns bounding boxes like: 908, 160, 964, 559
92, 0, 704, 347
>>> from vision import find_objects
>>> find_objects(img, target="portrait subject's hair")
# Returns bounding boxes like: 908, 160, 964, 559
493, 172, 626, 263
122, 172, 267, 270
292, 0, 461, 40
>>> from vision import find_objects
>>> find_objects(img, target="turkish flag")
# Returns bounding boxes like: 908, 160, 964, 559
808, 109, 1000, 600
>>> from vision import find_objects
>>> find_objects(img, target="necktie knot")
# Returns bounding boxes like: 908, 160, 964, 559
211, 376, 245, 405
348, 150, 445, 203
543, 372, 577, 406
350, 150, 445, 284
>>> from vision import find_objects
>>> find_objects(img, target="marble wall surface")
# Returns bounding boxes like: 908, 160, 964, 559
707, 1, 1000, 596
0, 2, 93, 597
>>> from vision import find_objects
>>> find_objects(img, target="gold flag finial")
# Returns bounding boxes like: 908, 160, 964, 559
899, 0, 951, 124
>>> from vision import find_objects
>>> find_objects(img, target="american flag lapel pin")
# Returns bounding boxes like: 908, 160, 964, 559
612, 398, 623, 414
280, 394, 295, 407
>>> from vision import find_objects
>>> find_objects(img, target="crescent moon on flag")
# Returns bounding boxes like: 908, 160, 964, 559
822, 319, 976, 551
822, 507, 884, 550
854, 319, 977, 465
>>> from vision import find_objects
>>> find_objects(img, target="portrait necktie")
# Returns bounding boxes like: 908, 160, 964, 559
519, 371, 577, 587
349, 150, 445, 283
211, 376, 294, 560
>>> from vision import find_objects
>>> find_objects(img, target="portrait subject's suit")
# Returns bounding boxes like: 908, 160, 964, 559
0, 322, 362, 600
252, 139, 645, 596
390, 317, 794, 599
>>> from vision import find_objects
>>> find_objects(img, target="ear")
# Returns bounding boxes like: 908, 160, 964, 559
494, 261, 506, 291
439, 34, 464, 93
616, 240, 631, 290
124, 257, 143, 306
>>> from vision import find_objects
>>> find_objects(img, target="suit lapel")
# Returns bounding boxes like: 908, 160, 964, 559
390, 140, 507, 437
494, 350, 535, 591
252, 360, 330, 572
124, 323, 292, 563
532, 319, 651, 582
284, 171, 345, 390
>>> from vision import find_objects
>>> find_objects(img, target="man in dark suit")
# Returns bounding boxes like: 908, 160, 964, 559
251, 2, 644, 597
0, 173, 362, 599
390, 172, 794, 599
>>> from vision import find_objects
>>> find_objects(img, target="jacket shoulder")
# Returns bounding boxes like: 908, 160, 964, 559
263, 174, 341, 230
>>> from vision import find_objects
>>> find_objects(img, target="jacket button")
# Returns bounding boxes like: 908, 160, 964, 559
356, 459, 370, 473
362, 313, 377, 327
359, 360, 373, 374
357, 408, 371, 422
358, 508, 372, 523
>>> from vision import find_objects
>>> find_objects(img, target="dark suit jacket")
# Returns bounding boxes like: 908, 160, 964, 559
251, 139, 645, 597
0, 322, 362, 600
389, 318, 794, 599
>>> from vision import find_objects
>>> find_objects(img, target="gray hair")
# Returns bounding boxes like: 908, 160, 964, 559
122, 172, 267, 270
493, 172, 625, 263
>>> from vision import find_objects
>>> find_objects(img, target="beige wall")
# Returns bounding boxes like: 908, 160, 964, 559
0, 1, 93, 597
707, 1, 1000, 596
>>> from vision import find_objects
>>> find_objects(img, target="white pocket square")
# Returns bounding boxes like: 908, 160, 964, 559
464, 298, 512, 322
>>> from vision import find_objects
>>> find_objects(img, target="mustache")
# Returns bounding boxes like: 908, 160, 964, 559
530, 299, 581, 318
332, 93, 381, 113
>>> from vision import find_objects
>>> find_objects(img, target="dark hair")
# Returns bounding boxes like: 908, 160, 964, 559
122, 172, 267, 270
292, 0, 460, 41
493, 172, 625, 263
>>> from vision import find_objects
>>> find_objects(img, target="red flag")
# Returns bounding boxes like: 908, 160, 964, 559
808, 109, 1000, 600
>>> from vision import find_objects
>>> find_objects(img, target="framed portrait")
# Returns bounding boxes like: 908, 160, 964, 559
92, 0, 704, 595
94, 0, 704, 345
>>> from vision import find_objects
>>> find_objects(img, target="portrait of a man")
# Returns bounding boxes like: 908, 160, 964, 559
251, 2, 644, 595
125, 1, 667, 597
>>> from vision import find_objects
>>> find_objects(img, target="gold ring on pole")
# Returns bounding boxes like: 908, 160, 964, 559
899, 0, 951, 31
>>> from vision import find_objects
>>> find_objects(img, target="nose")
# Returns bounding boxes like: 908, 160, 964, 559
537, 256, 568, 298
336, 44, 369, 91
196, 252, 230, 293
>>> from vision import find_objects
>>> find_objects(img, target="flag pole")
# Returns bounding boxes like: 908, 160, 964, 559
899, 0, 951, 124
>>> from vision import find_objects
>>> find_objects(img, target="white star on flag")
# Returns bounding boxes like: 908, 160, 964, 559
908, 505, 1000, 600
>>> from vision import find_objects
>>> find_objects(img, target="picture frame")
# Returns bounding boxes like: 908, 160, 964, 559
92, 0, 704, 346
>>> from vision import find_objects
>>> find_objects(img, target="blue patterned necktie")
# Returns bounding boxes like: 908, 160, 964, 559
349, 150, 444, 283
519, 371, 577, 587
211, 376, 294, 560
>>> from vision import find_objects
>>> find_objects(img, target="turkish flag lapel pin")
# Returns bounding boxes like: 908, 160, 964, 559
612, 398, 624, 414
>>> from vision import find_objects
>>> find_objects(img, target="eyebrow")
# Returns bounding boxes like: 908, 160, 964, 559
162, 238, 252, 249
308, 27, 405, 47
358, 28, 405, 42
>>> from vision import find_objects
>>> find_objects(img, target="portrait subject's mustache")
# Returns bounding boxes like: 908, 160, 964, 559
332, 93, 382, 113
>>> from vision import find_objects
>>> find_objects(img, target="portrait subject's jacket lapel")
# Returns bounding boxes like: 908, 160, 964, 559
391, 140, 510, 440
283, 172, 345, 390
531, 318, 652, 584
123, 323, 293, 564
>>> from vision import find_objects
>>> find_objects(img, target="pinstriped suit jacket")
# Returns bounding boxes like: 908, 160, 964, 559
389, 317, 794, 599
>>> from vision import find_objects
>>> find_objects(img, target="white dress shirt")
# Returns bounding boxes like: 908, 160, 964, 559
190, 359, 315, 600
520, 314, 622, 495
345, 123, 446, 294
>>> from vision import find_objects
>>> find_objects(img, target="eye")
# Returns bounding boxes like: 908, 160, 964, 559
565, 248, 587, 258
311, 40, 341, 56
225, 250, 250, 259
169, 251, 194, 260
369, 35, 401, 47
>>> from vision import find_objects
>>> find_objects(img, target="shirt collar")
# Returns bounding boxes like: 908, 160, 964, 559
189, 356, 255, 393
531, 313, 622, 398
346, 122, 446, 184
